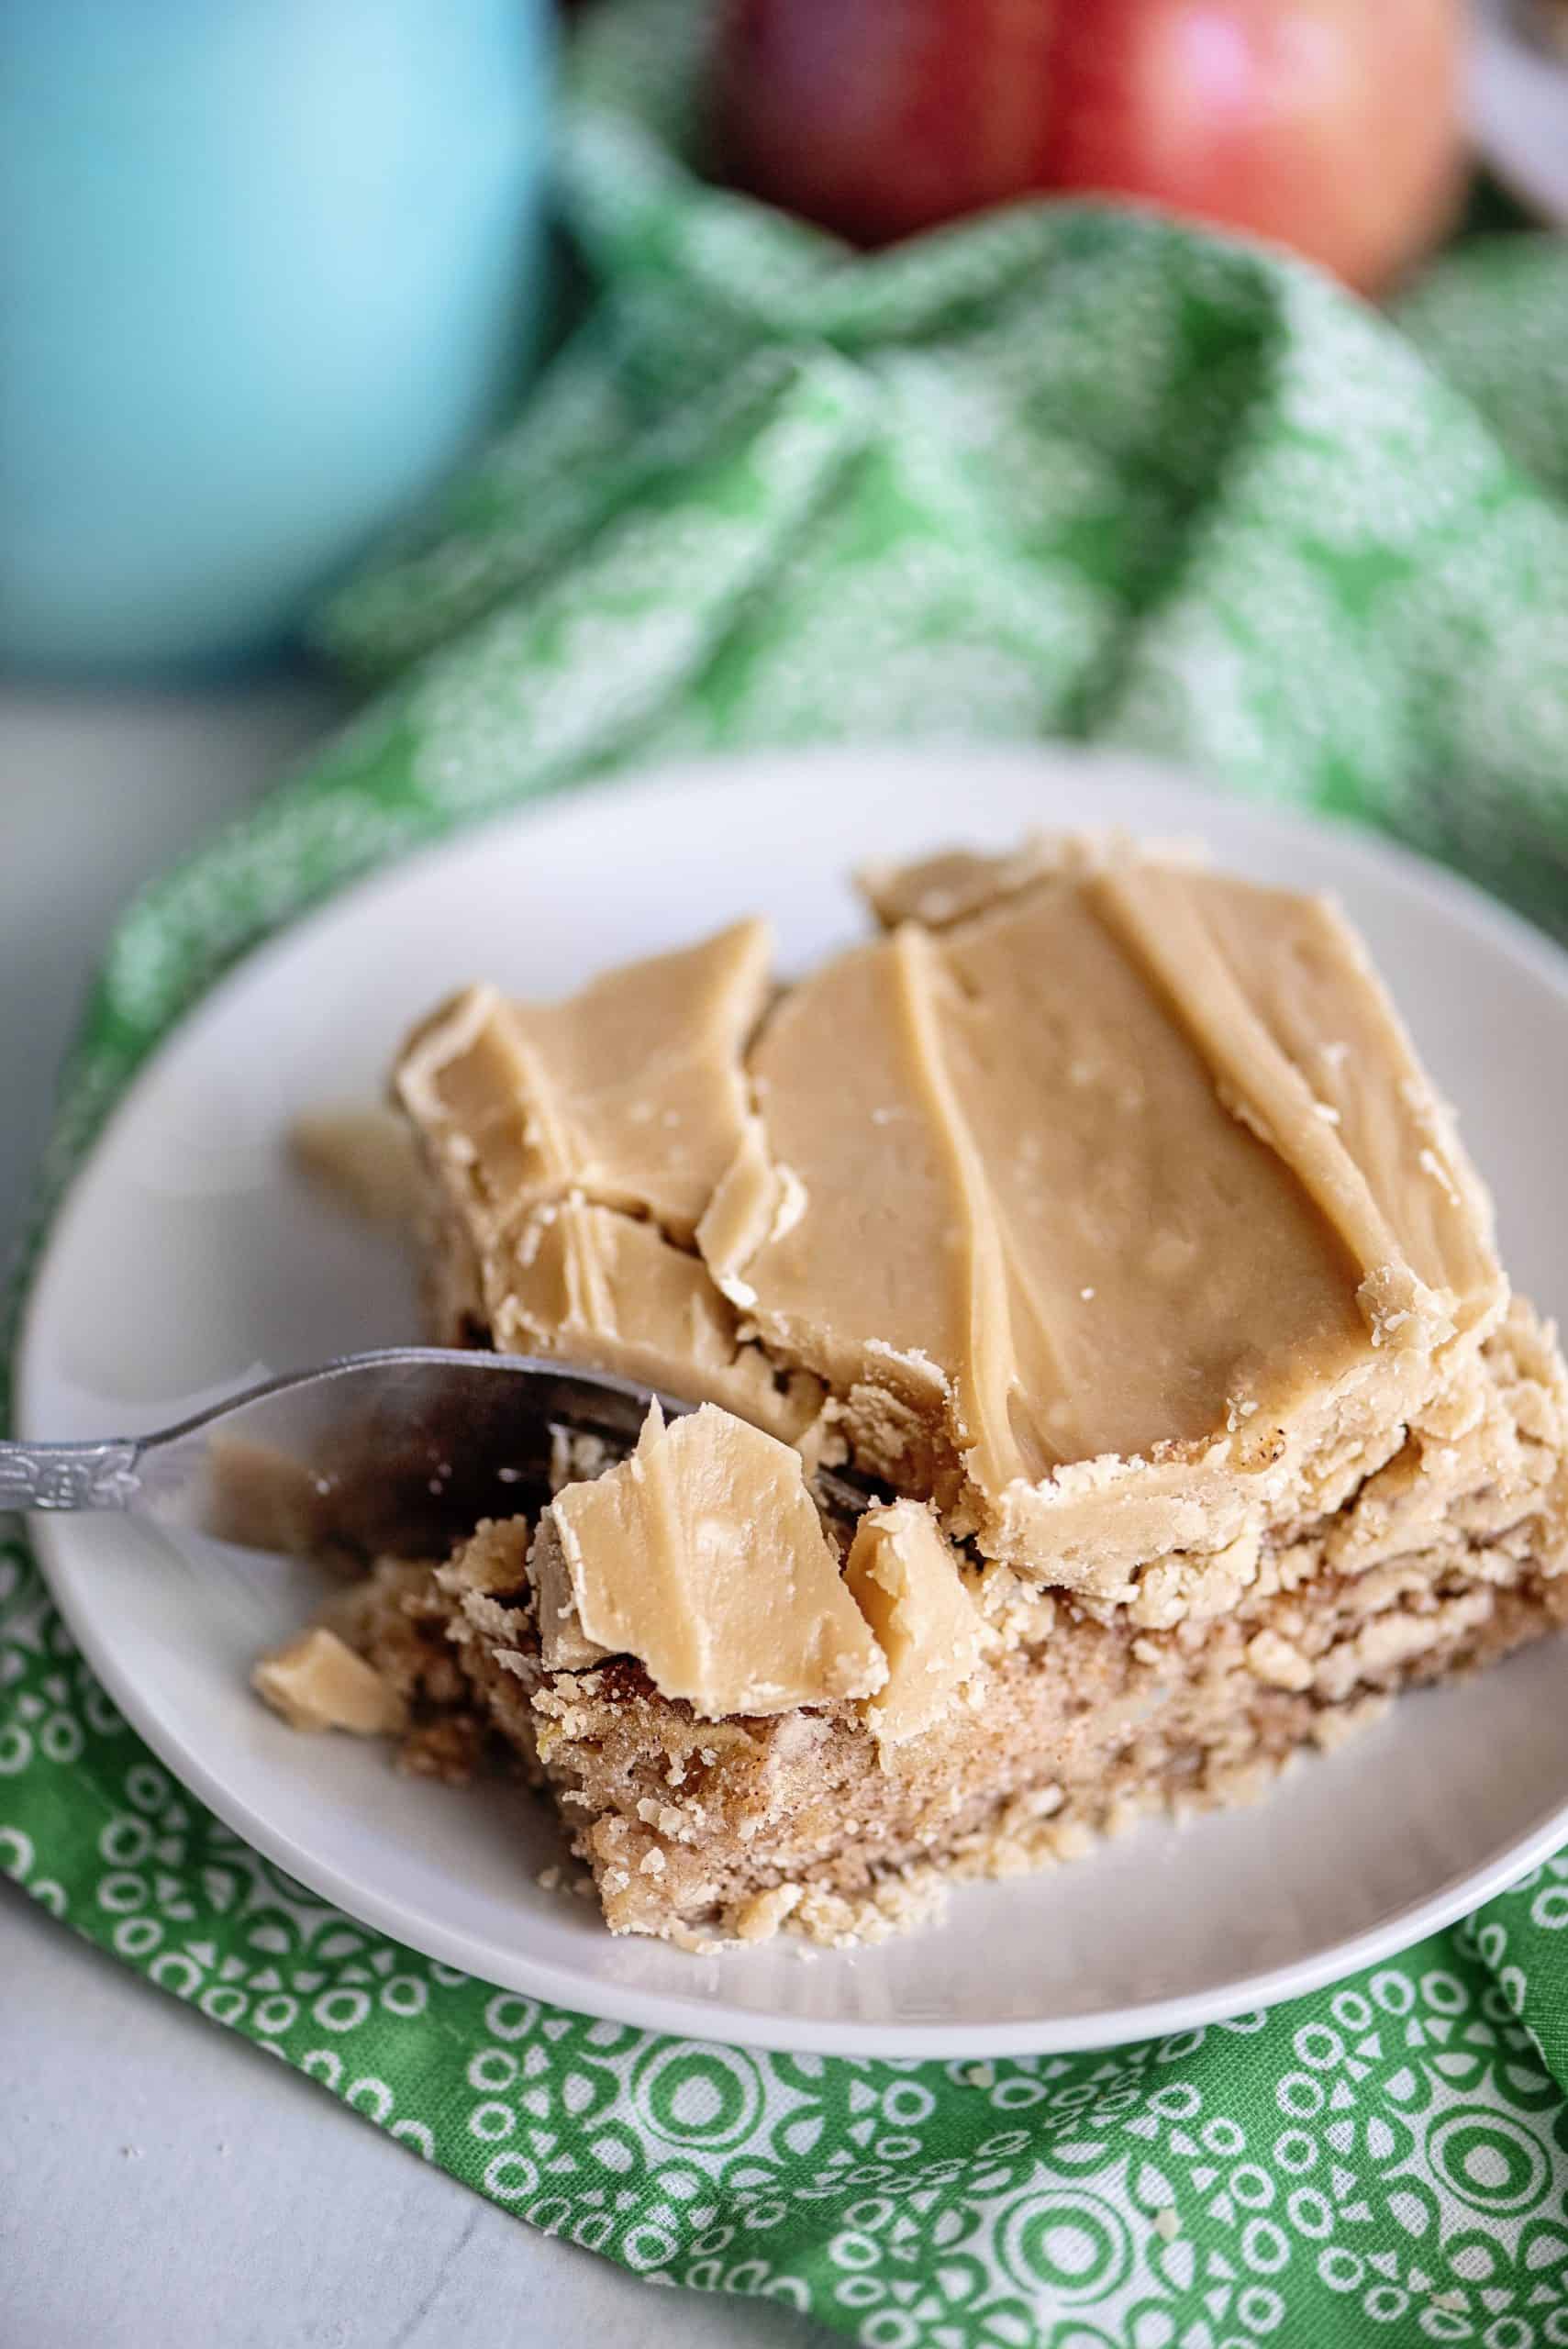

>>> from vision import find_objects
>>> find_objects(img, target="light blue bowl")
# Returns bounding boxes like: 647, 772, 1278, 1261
0, 0, 553, 675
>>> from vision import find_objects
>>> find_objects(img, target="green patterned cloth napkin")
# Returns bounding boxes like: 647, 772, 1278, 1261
9, 4, 1568, 2339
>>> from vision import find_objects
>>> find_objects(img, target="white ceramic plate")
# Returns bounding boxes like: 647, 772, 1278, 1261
19, 743, 1568, 2058
1473, 0, 1568, 228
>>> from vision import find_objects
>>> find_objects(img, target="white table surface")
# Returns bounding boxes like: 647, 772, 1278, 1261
0, 680, 827, 2349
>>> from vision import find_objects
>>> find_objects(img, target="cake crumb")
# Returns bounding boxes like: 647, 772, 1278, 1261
1045, 1818, 1096, 1863
732, 1884, 804, 1943
668, 1921, 724, 1955
1245, 1628, 1313, 1692
1152, 2206, 1181, 2243
1310, 1694, 1391, 1752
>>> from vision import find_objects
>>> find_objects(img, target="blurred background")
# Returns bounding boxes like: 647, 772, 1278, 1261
6, 0, 1564, 685
7, 0, 1567, 1230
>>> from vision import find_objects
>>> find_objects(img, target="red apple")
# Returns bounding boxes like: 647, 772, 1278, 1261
717, 0, 1464, 295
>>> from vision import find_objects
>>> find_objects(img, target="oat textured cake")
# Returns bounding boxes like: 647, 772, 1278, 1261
256, 835, 1568, 1947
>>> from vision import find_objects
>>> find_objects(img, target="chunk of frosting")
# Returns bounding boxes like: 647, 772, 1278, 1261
396, 918, 771, 1247
532, 1402, 886, 1717
843, 1502, 989, 1745
251, 1627, 406, 1736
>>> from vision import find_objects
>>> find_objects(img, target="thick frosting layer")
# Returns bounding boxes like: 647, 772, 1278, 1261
397, 840, 1507, 1602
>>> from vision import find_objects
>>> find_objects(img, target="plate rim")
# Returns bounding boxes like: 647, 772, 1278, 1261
17, 738, 1568, 2057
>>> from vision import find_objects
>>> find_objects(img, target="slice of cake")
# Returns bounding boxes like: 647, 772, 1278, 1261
258, 834, 1568, 1945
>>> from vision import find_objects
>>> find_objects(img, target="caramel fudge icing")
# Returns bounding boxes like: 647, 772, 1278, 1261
398, 836, 1503, 1611
254, 833, 1568, 1949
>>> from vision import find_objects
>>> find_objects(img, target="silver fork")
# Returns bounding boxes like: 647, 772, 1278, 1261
2, 1348, 865, 1561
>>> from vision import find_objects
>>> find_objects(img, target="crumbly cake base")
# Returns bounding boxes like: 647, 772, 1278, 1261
334, 1298, 1568, 1947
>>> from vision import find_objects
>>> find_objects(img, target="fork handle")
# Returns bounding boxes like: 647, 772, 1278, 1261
0, 1439, 141, 1513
